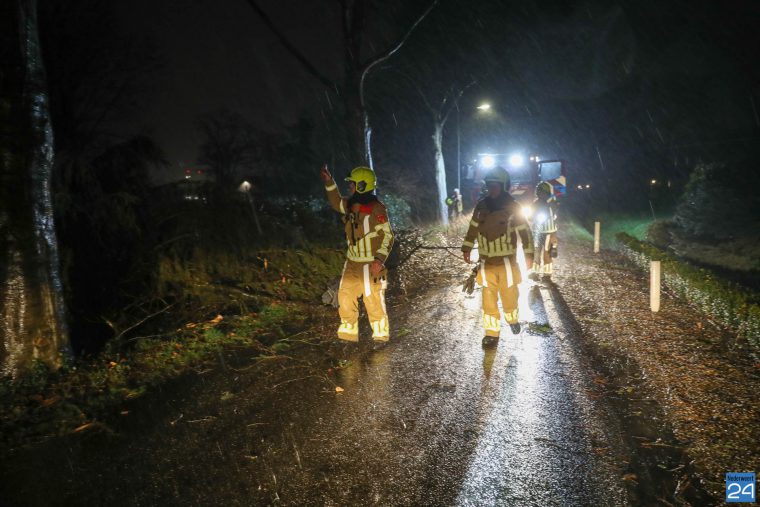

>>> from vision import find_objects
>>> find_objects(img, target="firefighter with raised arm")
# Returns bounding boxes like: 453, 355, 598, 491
319, 164, 394, 350
530, 181, 559, 282
461, 167, 534, 347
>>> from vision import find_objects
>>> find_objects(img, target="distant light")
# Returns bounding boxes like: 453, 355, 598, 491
521, 205, 533, 219
577, 185, 583, 190
477, 103, 491, 111
509, 153, 524, 167
239, 181, 252, 192
650, 179, 657, 185
481, 155, 496, 168
585, 184, 590, 189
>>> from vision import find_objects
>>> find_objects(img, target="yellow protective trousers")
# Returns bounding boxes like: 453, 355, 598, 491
476, 256, 522, 337
533, 232, 558, 275
337, 260, 389, 342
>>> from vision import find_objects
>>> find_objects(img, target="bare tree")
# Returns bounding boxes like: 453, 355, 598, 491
244, 0, 438, 168
415, 81, 476, 224
197, 110, 261, 190
369, 1, 509, 223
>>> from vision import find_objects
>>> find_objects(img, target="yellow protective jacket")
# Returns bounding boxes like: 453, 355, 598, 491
324, 179, 394, 263
461, 194, 534, 261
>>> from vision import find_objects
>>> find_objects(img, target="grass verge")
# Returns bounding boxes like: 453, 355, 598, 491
616, 232, 760, 352
0, 245, 344, 450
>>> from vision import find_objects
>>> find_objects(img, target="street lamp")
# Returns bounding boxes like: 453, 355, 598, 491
476, 103, 491, 111
238, 180, 262, 235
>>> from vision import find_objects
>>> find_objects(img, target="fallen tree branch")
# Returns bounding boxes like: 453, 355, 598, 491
113, 302, 176, 343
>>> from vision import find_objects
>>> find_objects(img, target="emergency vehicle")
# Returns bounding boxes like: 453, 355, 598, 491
471, 153, 567, 205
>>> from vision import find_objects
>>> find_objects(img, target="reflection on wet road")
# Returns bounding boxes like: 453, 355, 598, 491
265, 276, 626, 505
0, 251, 630, 506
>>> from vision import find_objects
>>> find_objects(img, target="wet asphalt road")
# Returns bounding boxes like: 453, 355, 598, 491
245, 280, 628, 506
1, 258, 634, 506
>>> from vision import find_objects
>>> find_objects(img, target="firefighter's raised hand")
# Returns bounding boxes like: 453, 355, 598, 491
319, 164, 332, 185
463, 250, 471, 264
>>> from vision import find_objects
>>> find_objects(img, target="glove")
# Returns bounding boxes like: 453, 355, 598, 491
462, 267, 478, 295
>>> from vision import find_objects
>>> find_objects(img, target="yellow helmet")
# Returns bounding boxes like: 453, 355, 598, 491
345, 166, 376, 194
483, 166, 510, 192
536, 181, 553, 197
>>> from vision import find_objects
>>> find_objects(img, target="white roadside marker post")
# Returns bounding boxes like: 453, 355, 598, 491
650, 260, 661, 312
593, 221, 600, 253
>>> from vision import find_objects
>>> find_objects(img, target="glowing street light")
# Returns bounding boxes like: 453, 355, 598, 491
476, 103, 491, 111
650, 179, 657, 185
239, 180, 262, 234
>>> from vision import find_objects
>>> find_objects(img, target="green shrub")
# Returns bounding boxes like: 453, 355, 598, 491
646, 219, 676, 250
675, 161, 760, 240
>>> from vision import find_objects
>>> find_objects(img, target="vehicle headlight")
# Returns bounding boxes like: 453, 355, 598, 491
521, 205, 533, 219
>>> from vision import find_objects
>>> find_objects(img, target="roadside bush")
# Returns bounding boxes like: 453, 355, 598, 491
646, 219, 676, 250
675, 160, 760, 240
617, 232, 760, 353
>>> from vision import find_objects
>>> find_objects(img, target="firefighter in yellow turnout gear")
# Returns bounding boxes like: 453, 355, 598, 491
531, 181, 559, 281
320, 165, 394, 348
461, 167, 534, 347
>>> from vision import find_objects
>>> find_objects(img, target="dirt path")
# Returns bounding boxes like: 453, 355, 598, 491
553, 227, 760, 501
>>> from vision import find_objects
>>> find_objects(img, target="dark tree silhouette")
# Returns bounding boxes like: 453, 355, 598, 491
38, 0, 165, 353
244, 0, 438, 168
197, 110, 261, 191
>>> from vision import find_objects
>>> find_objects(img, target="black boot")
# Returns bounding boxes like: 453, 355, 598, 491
481, 335, 499, 348
509, 322, 521, 334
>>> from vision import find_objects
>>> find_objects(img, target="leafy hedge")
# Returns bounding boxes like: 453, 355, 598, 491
616, 232, 760, 352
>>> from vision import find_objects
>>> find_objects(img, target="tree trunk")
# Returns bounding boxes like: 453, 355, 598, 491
343, 72, 370, 168
0, 0, 69, 377
432, 123, 449, 224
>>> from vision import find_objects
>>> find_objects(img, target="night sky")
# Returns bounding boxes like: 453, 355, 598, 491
95, 0, 760, 185
116, 0, 340, 181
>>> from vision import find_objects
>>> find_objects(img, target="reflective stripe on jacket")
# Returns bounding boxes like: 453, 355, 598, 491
325, 179, 394, 263
461, 195, 534, 258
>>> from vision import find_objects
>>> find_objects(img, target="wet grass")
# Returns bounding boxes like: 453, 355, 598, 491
565, 212, 653, 249
0, 245, 344, 452
617, 232, 760, 352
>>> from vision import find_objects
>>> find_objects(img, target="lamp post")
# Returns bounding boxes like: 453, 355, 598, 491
239, 180, 263, 235
456, 103, 461, 191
